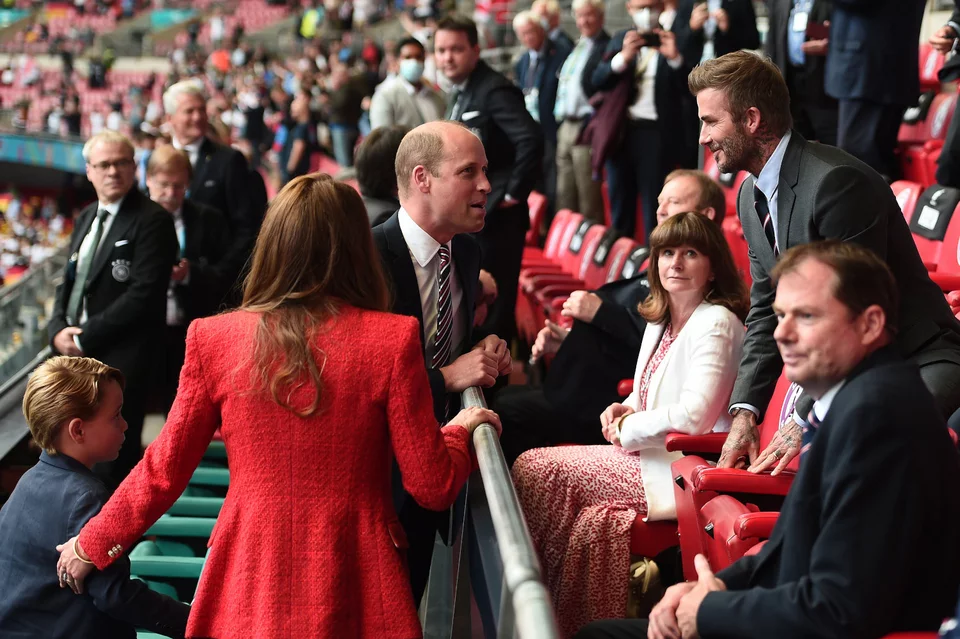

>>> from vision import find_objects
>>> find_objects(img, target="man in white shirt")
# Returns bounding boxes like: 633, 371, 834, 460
369, 38, 446, 130
371, 120, 512, 608
47, 131, 178, 486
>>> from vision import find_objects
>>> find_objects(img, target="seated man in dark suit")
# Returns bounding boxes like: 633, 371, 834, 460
356, 124, 408, 226
145, 145, 231, 413
495, 169, 725, 464
576, 241, 960, 639
0, 356, 189, 638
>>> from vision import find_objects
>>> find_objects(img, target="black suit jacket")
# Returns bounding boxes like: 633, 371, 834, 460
0, 452, 190, 638
700, 348, 960, 638
765, 0, 834, 106
580, 29, 612, 100
452, 60, 543, 215
188, 137, 262, 295
824, 0, 925, 106
372, 212, 481, 422
49, 187, 178, 386
551, 29, 575, 56
515, 39, 570, 145
733, 133, 960, 419
174, 199, 231, 322
544, 274, 648, 423
674, 0, 760, 64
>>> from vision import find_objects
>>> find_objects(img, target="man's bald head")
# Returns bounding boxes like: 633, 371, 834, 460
395, 120, 473, 197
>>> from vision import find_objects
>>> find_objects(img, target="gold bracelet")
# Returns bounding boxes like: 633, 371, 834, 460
615, 413, 630, 436
74, 537, 95, 565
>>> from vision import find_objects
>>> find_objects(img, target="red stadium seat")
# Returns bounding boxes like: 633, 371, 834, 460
525, 191, 548, 246
603, 237, 643, 283
919, 43, 947, 93
905, 185, 960, 272
721, 216, 752, 289
899, 92, 956, 149
699, 495, 768, 572
891, 180, 924, 224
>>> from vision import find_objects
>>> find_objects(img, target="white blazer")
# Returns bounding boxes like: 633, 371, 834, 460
619, 302, 745, 521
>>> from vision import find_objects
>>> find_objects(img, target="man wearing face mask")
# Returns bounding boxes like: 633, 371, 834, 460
592, 0, 689, 241
370, 37, 447, 131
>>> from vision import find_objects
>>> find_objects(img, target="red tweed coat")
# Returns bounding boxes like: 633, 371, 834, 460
78, 306, 474, 638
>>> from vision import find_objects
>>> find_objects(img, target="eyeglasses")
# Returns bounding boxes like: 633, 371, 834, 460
88, 159, 134, 172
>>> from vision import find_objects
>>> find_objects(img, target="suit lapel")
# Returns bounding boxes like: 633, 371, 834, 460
87, 190, 139, 283
452, 235, 477, 340
182, 201, 202, 260
382, 214, 426, 344
191, 138, 213, 194
776, 132, 805, 252
71, 205, 97, 255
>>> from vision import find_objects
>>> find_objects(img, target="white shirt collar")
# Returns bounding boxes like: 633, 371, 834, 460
812, 379, 845, 422
173, 137, 203, 154
754, 131, 792, 202
398, 206, 445, 267
97, 194, 126, 217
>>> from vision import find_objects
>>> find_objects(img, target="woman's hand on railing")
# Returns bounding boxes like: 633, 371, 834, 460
452, 406, 502, 436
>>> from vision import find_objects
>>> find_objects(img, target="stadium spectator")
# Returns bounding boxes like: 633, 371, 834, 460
592, 0, 689, 241
373, 120, 513, 607
326, 61, 366, 166
145, 146, 230, 414
278, 91, 314, 186
55, 173, 500, 639
513, 212, 747, 635
47, 130, 178, 487
674, 0, 759, 64
826, 0, 924, 180
932, 3, 960, 188
532, 0, 575, 54
514, 10, 568, 221
355, 124, 407, 226
437, 14, 542, 344
495, 170, 725, 464
685, 51, 960, 475
765, 0, 836, 146
164, 80, 261, 302
369, 37, 445, 130
576, 242, 960, 639
553, 0, 609, 223
0, 356, 189, 638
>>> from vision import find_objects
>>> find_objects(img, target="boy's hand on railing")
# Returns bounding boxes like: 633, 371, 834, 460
452, 406, 502, 436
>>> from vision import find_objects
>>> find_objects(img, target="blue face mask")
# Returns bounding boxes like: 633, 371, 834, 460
399, 58, 425, 84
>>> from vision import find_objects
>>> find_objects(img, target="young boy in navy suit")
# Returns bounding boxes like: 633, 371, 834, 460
0, 356, 190, 638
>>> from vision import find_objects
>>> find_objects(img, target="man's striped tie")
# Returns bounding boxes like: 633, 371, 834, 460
754, 186, 779, 257
800, 408, 821, 458
432, 244, 453, 369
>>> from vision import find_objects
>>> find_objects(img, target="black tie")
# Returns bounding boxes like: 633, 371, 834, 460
754, 186, 778, 257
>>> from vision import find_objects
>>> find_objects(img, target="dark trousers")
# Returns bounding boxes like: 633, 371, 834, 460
475, 203, 528, 344
938, 96, 960, 188
787, 65, 838, 146
606, 119, 666, 242
837, 99, 906, 181
493, 385, 607, 465
574, 618, 648, 638
542, 135, 558, 225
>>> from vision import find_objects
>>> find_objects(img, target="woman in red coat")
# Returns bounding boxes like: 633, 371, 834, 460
55, 173, 500, 638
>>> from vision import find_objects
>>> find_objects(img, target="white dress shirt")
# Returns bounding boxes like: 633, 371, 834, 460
172, 137, 203, 168
398, 207, 466, 364
812, 380, 845, 423
554, 36, 597, 120
609, 15, 685, 122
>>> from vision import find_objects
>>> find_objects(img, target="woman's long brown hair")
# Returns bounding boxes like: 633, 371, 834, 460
241, 173, 390, 416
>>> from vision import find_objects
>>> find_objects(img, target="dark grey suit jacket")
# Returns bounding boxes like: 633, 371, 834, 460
733, 133, 960, 419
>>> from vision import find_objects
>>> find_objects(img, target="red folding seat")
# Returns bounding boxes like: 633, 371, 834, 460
602, 237, 642, 283
698, 495, 773, 572
721, 215, 752, 289
525, 191, 548, 247
541, 228, 622, 322
891, 180, 923, 225
905, 185, 960, 272
522, 209, 574, 267
670, 373, 801, 580
919, 43, 946, 93
519, 217, 591, 290
525, 224, 608, 309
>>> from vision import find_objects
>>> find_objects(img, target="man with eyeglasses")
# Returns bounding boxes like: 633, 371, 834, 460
48, 130, 178, 488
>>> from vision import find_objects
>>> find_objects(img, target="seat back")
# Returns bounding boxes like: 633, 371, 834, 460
580, 227, 619, 288
891, 180, 924, 224
721, 215, 752, 288
900, 92, 957, 146
526, 191, 549, 246
560, 219, 596, 273
604, 237, 641, 283
700, 495, 759, 572
543, 209, 575, 261
574, 224, 610, 283
907, 185, 960, 271
618, 246, 652, 280
919, 43, 946, 93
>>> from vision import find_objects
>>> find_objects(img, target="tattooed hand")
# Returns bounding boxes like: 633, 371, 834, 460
718, 411, 760, 469
749, 417, 802, 476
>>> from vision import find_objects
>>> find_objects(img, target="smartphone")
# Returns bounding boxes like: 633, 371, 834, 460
639, 31, 661, 48
805, 20, 830, 40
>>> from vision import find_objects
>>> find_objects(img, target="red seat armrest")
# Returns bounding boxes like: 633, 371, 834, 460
692, 467, 796, 496
617, 379, 632, 396
664, 432, 728, 454
930, 272, 960, 292
537, 282, 582, 301
735, 511, 779, 540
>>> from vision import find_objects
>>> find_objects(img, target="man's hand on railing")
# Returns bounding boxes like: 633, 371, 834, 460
475, 334, 513, 377
452, 406, 502, 436
441, 349, 500, 392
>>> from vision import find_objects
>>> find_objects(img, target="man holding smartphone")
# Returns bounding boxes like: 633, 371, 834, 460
932, 2, 960, 188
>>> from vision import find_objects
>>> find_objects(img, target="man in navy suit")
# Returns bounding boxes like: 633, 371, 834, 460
514, 9, 570, 219
372, 121, 512, 608
825, 0, 926, 180
576, 241, 960, 639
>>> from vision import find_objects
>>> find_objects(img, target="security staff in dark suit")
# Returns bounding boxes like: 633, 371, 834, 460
514, 10, 569, 221
435, 14, 543, 344
494, 169, 724, 463
765, 0, 836, 146
48, 131, 178, 487
931, 1, 960, 187
371, 121, 512, 607
825, 0, 926, 180
674, 0, 759, 64
575, 242, 960, 639
533, 0, 576, 55
164, 80, 263, 301
592, 0, 688, 241
687, 52, 960, 475
145, 146, 230, 413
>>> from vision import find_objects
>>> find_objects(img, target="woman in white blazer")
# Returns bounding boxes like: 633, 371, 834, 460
512, 212, 748, 636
